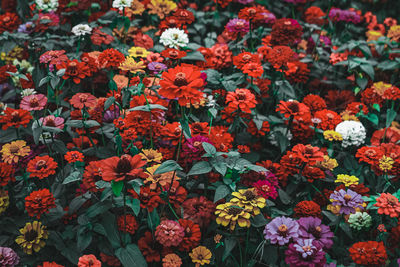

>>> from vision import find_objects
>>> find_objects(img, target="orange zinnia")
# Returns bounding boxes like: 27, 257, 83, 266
159, 64, 204, 106
102, 154, 148, 182
0, 108, 32, 130
225, 88, 257, 114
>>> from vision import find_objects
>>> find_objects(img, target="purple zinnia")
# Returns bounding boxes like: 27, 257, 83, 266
298, 217, 334, 250
329, 8, 361, 24
18, 22, 34, 34
226, 18, 249, 33
330, 189, 363, 215
0, 247, 20, 267
148, 62, 167, 74
235, 0, 254, 4
264, 216, 299, 245
285, 239, 326, 267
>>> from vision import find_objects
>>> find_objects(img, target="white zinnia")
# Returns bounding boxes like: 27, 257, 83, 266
112, 0, 133, 10
71, 24, 92, 36
21, 89, 37, 97
160, 28, 189, 49
36, 0, 59, 12
335, 120, 366, 148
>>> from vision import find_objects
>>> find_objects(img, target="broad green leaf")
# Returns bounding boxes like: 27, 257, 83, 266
116, 244, 147, 267
188, 161, 212, 176
154, 160, 183, 174
214, 184, 230, 202
111, 180, 124, 197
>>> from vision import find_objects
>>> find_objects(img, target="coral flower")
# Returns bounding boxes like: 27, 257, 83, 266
27, 155, 58, 179
69, 93, 97, 109
102, 154, 148, 182
242, 62, 264, 78
374, 192, 400, 217
1, 140, 31, 164
56, 59, 90, 84
159, 64, 204, 106
155, 220, 185, 247
77, 254, 101, 267
225, 88, 257, 114
189, 246, 212, 266
25, 188, 56, 219
15, 221, 48, 254
20, 94, 47, 111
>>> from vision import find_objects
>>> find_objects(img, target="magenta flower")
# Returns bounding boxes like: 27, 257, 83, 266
264, 216, 299, 245
0, 247, 20, 267
226, 18, 249, 33
20, 94, 47, 111
285, 239, 326, 267
253, 179, 278, 200
330, 189, 363, 215
298, 217, 334, 250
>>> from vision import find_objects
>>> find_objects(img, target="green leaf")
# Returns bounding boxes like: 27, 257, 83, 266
213, 161, 227, 176
116, 244, 147, 267
214, 184, 230, 202
111, 180, 124, 197
222, 237, 237, 262
367, 113, 379, 125
202, 142, 216, 155
180, 117, 191, 139
251, 214, 268, 227
126, 198, 140, 216
356, 75, 368, 90
359, 64, 374, 80
104, 97, 115, 110
154, 160, 183, 175
373, 103, 380, 112
77, 228, 92, 252
183, 51, 205, 61
129, 104, 167, 112
101, 212, 120, 248
188, 161, 212, 176
386, 109, 397, 128
147, 209, 160, 230
278, 189, 291, 205
63, 171, 82, 184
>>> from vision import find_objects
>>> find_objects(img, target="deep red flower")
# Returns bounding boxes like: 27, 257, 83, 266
25, 188, 56, 219
117, 214, 139, 234
313, 109, 342, 130
161, 48, 187, 60
0, 162, 15, 186
128, 186, 164, 212
100, 253, 121, 267
349, 241, 387, 266
294, 200, 322, 218
271, 18, 303, 46
181, 196, 215, 228
0, 12, 21, 34
0, 108, 33, 130
102, 154, 148, 182
303, 94, 327, 113
27, 155, 58, 179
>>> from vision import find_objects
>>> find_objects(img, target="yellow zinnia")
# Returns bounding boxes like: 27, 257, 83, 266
215, 202, 252, 230
230, 188, 266, 215
128, 46, 150, 58
16, 221, 48, 254
1, 140, 31, 164
119, 57, 146, 74
189, 246, 212, 266
335, 174, 359, 186
316, 155, 338, 171
140, 149, 163, 163
0, 189, 9, 215
379, 156, 394, 172
144, 164, 179, 190
323, 130, 343, 141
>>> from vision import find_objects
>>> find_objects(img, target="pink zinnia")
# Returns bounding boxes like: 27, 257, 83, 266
69, 93, 97, 109
39, 115, 64, 129
20, 94, 47, 111
253, 180, 278, 200
39, 50, 68, 71
155, 220, 185, 247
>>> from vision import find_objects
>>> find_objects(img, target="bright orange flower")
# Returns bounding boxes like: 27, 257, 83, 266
25, 189, 56, 219
102, 154, 148, 182
0, 108, 32, 130
225, 88, 257, 114
64, 151, 84, 163
159, 64, 204, 106
56, 59, 90, 84
242, 62, 264, 78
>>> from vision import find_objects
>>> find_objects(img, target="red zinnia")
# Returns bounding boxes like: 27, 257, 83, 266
159, 64, 204, 106
0, 12, 21, 34
102, 154, 148, 182
64, 151, 84, 163
178, 219, 201, 252
98, 48, 125, 68
128, 186, 164, 212
83, 160, 104, 192
27, 155, 58, 179
57, 59, 90, 84
161, 48, 187, 60
242, 62, 264, 78
25, 188, 56, 219
271, 18, 303, 46
233, 52, 260, 69
349, 241, 387, 266
117, 214, 139, 234
0, 162, 15, 186
0, 108, 33, 130
294, 200, 322, 218
313, 109, 342, 130
69, 93, 97, 109
225, 88, 257, 114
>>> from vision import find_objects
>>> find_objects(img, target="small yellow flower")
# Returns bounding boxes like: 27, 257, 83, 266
119, 57, 146, 74
15, 221, 48, 254
372, 81, 392, 96
126, 0, 145, 16
387, 25, 400, 42
366, 30, 383, 42
323, 130, 343, 141
144, 164, 179, 190
379, 156, 394, 172
0, 189, 9, 215
189, 246, 212, 266
340, 110, 359, 121
327, 204, 341, 215
128, 46, 150, 58
140, 149, 163, 163
1, 140, 31, 164
230, 188, 266, 215
215, 202, 252, 230
335, 174, 359, 187
316, 155, 338, 171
